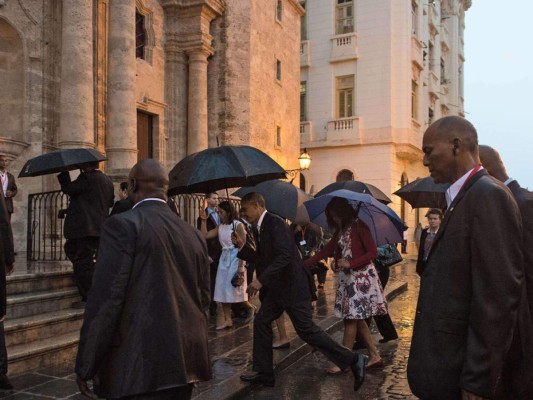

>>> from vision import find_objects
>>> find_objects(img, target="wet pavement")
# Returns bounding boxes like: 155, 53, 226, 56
240, 262, 420, 400
0, 260, 418, 399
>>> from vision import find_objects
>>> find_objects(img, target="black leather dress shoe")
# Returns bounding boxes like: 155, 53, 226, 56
350, 354, 368, 391
240, 372, 275, 387
0, 374, 13, 390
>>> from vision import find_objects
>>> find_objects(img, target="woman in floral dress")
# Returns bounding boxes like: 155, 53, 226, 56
304, 197, 387, 372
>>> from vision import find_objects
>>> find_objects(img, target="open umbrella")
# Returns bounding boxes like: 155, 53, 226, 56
233, 180, 311, 224
304, 189, 403, 245
393, 177, 449, 209
315, 180, 392, 204
19, 148, 107, 178
168, 145, 287, 196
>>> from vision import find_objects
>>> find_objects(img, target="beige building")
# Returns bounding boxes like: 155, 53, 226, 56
0, 0, 304, 252
298, 0, 471, 252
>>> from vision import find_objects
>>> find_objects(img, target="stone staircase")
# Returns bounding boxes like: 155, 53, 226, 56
5, 268, 83, 375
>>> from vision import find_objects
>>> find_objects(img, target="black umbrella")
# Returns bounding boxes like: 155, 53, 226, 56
168, 145, 287, 195
19, 148, 107, 178
233, 180, 312, 224
315, 180, 392, 204
393, 176, 449, 209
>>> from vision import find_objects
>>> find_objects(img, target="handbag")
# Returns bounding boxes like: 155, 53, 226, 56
374, 244, 403, 268
231, 271, 245, 287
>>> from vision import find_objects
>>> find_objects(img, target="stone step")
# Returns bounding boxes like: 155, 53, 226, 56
7, 270, 75, 296
4, 308, 84, 347
7, 331, 80, 376
6, 288, 81, 319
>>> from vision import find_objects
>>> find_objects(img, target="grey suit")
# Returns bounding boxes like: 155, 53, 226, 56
407, 171, 524, 399
76, 200, 211, 399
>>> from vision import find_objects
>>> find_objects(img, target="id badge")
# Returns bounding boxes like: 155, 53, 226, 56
299, 240, 307, 246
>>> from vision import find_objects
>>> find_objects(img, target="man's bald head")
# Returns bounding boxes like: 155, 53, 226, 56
422, 116, 480, 184
128, 159, 169, 205
479, 145, 509, 182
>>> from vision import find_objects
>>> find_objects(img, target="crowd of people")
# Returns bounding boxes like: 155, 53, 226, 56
0, 115, 531, 399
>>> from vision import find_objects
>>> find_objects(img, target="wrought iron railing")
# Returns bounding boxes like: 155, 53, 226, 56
27, 191, 241, 262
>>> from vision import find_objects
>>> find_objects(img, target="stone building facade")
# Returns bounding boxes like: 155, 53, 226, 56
299, 0, 471, 252
0, 0, 304, 252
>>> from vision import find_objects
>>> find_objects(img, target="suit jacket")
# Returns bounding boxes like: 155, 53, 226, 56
0, 189, 13, 318
2, 172, 17, 214
110, 198, 132, 216
238, 212, 309, 307
196, 209, 222, 264
415, 228, 429, 276
58, 170, 114, 239
407, 170, 524, 399
75, 201, 211, 398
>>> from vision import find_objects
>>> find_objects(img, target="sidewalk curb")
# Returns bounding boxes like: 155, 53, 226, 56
193, 278, 409, 400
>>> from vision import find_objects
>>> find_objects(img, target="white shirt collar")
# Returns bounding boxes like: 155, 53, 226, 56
257, 209, 268, 231
428, 227, 439, 235
504, 177, 515, 186
132, 198, 167, 209
445, 166, 484, 207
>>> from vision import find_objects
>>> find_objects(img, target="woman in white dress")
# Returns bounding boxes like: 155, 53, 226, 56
200, 201, 255, 329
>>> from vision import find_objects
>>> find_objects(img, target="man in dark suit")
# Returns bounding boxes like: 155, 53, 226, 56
0, 155, 17, 222
479, 144, 533, 399
110, 181, 132, 216
196, 192, 221, 315
235, 192, 367, 391
0, 182, 14, 389
415, 208, 443, 276
407, 116, 524, 399
58, 162, 114, 302
75, 159, 211, 400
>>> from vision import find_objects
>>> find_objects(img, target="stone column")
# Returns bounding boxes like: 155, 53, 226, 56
59, 0, 94, 148
187, 48, 212, 154
105, 0, 138, 179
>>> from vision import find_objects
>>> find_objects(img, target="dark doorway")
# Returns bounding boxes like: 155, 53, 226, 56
137, 111, 153, 160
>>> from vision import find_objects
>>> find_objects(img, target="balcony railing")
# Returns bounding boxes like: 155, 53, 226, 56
27, 191, 240, 262
330, 33, 358, 63
326, 116, 361, 143
300, 40, 311, 67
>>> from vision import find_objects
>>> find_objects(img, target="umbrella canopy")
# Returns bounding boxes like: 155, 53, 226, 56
315, 180, 392, 204
304, 189, 404, 245
168, 145, 287, 195
393, 177, 449, 209
233, 180, 312, 224
19, 148, 107, 178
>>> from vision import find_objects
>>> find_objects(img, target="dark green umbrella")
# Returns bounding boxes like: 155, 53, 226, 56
168, 145, 287, 196
19, 148, 107, 177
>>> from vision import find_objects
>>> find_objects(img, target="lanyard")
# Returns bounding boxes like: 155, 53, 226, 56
460, 163, 482, 192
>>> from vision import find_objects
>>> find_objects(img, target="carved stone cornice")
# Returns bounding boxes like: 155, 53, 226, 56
161, 0, 225, 17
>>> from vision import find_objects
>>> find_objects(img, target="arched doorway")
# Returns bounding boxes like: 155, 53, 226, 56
336, 169, 354, 182
299, 173, 306, 192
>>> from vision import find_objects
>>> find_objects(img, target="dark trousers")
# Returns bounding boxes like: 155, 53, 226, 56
113, 384, 193, 400
64, 237, 99, 302
0, 322, 7, 375
310, 262, 328, 285
253, 295, 354, 375
209, 260, 218, 314
365, 267, 398, 340
246, 263, 256, 286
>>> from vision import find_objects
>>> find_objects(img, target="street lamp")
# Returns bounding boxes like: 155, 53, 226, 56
285, 148, 311, 183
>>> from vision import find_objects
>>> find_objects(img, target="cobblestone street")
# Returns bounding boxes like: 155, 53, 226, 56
240, 262, 420, 400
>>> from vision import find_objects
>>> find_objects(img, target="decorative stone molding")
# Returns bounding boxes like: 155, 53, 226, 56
0, 0, 5, 8
17, 0, 38, 25
135, 0, 155, 64
396, 144, 423, 163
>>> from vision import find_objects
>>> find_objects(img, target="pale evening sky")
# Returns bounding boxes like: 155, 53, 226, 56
465, 0, 533, 189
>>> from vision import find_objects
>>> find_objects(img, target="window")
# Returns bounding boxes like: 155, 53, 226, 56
276, 0, 283, 21
411, 80, 418, 120
336, 169, 354, 182
428, 107, 434, 125
440, 57, 447, 84
135, 12, 146, 59
411, 1, 418, 37
336, 75, 354, 118
336, 0, 354, 35
300, 81, 307, 121
276, 60, 281, 80
300, 174, 307, 192
276, 126, 282, 147
428, 42, 435, 71
300, 1, 307, 40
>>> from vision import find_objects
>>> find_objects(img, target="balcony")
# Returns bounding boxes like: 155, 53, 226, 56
300, 40, 311, 67
330, 33, 358, 63
411, 36, 423, 69
326, 117, 361, 144
428, 71, 440, 98
300, 121, 312, 142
